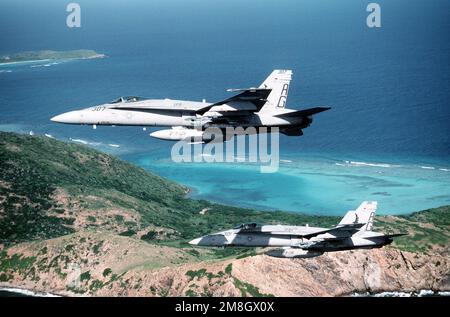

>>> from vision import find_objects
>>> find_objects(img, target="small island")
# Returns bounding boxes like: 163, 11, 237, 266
0, 49, 105, 64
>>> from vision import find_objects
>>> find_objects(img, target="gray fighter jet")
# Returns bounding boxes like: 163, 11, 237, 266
189, 201, 406, 258
51, 69, 330, 142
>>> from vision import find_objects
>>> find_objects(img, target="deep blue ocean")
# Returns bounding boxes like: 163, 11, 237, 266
1, 0, 449, 215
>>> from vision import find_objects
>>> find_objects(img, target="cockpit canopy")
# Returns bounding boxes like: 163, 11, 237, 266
234, 222, 260, 231
110, 96, 146, 104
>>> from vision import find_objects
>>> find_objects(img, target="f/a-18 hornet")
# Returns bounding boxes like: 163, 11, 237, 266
51, 69, 330, 142
189, 201, 406, 258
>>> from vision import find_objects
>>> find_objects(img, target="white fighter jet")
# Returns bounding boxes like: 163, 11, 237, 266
51, 70, 330, 142
189, 201, 406, 258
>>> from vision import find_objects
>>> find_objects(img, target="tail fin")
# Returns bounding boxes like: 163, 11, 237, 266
338, 201, 377, 232
257, 69, 293, 113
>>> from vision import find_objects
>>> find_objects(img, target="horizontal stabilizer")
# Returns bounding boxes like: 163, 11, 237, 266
280, 127, 303, 136
274, 107, 331, 118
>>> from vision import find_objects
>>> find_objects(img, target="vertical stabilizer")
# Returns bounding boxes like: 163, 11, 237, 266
338, 201, 377, 231
257, 69, 293, 113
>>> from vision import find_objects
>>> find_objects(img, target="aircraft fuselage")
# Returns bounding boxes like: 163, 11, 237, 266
51, 99, 308, 128
189, 228, 393, 251
51, 70, 331, 141
189, 201, 405, 259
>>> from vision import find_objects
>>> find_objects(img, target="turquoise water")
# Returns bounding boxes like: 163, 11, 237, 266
1, 0, 449, 215
131, 151, 450, 215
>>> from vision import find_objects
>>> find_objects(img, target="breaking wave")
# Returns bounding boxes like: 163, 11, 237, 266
69, 138, 89, 145
334, 160, 450, 174
347, 161, 398, 168
352, 290, 450, 297
30, 62, 61, 68
0, 287, 60, 297
68, 138, 122, 152
335, 160, 398, 168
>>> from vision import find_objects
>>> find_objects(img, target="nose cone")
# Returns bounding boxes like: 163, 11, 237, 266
50, 111, 80, 124
189, 238, 202, 246
149, 130, 167, 140
50, 114, 63, 122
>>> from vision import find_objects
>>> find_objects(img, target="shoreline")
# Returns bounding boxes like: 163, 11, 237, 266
0, 59, 52, 66
1, 282, 448, 297
351, 290, 450, 297
0, 54, 105, 66
0, 284, 62, 297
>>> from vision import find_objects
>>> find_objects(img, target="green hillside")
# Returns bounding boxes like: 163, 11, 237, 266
0, 132, 448, 255
0, 132, 338, 246
0, 132, 186, 243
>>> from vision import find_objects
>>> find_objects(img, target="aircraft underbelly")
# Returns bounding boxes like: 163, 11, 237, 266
307, 237, 380, 252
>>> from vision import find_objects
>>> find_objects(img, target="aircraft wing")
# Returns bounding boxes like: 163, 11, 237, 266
273, 107, 331, 118
298, 223, 365, 239
196, 88, 272, 114
238, 223, 364, 239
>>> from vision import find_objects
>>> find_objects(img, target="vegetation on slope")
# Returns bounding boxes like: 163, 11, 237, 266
0, 132, 448, 296
0, 132, 448, 255
0, 132, 185, 243
0, 132, 338, 245
375, 206, 450, 253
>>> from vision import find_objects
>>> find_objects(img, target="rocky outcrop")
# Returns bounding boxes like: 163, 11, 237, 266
229, 248, 448, 296
1, 238, 447, 297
